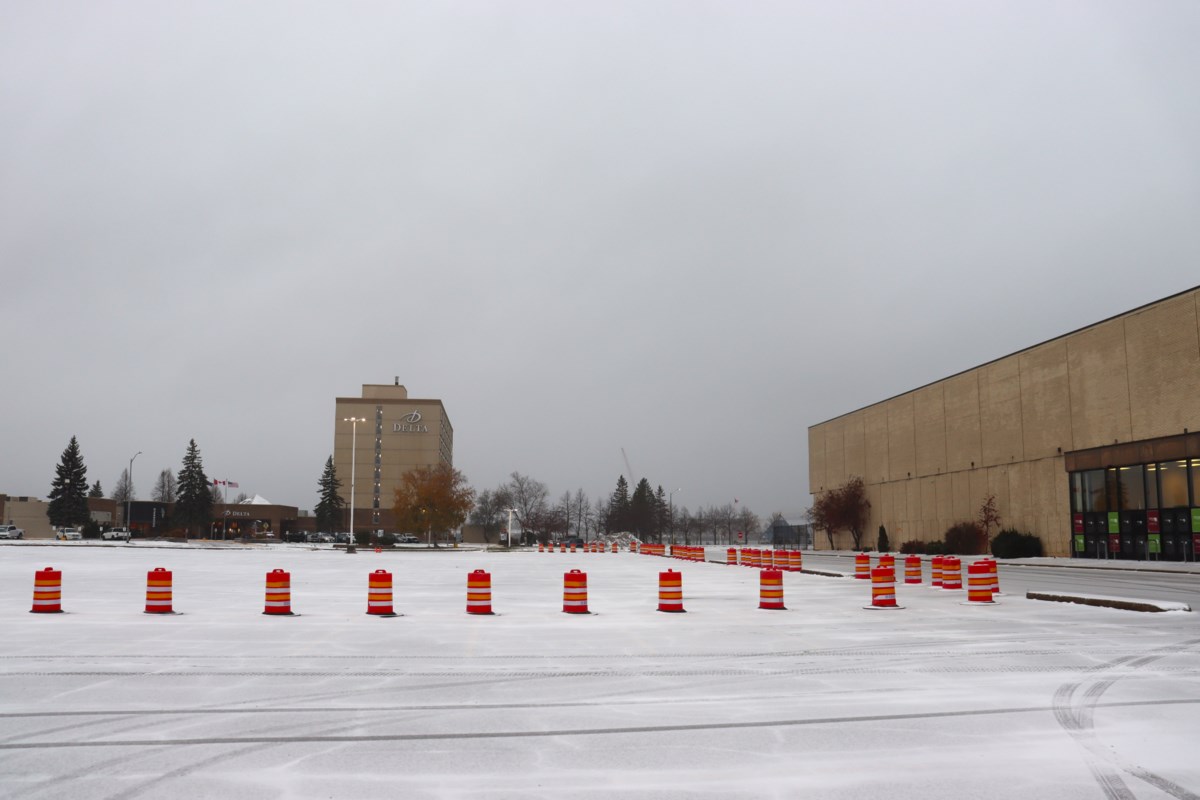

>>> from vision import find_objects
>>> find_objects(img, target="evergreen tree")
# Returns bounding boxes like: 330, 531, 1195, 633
314, 456, 346, 532
88, 480, 104, 498
629, 478, 655, 538
608, 476, 631, 533
174, 439, 212, 537
47, 436, 90, 528
655, 485, 669, 540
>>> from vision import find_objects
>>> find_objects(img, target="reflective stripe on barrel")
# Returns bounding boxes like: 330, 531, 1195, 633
941, 557, 963, 590
263, 569, 293, 615
982, 558, 1000, 594
658, 569, 684, 612
967, 562, 994, 603
563, 569, 588, 613
759, 569, 785, 610
467, 569, 493, 614
904, 555, 922, 584
31, 567, 63, 613
367, 569, 395, 615
144, 567, 173, 614
870, 567, 898, 608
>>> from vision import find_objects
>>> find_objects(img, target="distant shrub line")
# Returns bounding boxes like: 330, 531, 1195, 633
894, 525, 1043, 558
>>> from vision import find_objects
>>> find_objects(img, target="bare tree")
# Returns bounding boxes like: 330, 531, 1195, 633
469, 487, 512, 543
152, 469, 178, 503
504, 472, 549, 543
676, 506, 697, 544
111, 468, 135, 506
811, 476, 872, 549
737, 507, 761, 544
978, 493, 1001, 552
572, 489, 591, 539
556, 491, 574, 539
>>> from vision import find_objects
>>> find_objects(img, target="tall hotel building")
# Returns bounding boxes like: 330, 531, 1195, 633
333, 382, 453, 531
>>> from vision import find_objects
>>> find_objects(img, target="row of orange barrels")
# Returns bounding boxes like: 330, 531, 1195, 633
538, 542, 622, 553
636, 544, 806, 571
28, 566, 804, 616
853, 552, 1001, 590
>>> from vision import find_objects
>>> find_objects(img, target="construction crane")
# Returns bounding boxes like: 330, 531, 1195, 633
621, 448, 635, 484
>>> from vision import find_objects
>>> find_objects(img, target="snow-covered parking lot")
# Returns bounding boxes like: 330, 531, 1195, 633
1, 543, 1197, 799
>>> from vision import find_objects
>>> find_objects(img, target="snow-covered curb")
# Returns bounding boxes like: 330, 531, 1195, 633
1026, 591, 1192, 613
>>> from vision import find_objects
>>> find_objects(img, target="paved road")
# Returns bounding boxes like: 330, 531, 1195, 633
797, 551, 1200, 607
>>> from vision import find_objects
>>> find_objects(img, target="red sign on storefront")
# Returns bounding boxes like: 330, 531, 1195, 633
1147, 510, 1160, 534
1072, 514, 1084, 534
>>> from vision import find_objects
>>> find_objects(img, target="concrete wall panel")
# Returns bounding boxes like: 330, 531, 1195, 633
864, 404, 890, 484
1125, 293, 1200, 441
887, 395, 917, 482
1067, 319, 1132, 450
913, 384, 948, 477
944, 372, 982, 472
1019, 340, 1073, 460
980, 358, 1024, 467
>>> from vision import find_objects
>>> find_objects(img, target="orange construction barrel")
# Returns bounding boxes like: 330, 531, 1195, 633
467, 569, 494, 615
31, 567, 63, 613
144, 567, 174, 614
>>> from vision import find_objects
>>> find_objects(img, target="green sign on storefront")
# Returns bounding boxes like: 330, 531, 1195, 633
1192, 508, 1200, 533
1073, 534, 1085, 553
1148, 533, 1162, 554
1108, 512, 1120, 534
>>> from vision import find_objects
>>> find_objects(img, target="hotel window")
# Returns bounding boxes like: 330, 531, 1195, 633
1159, 460, 1189, 507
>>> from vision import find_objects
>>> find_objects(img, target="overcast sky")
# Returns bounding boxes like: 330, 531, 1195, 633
3, 1, 1198, 522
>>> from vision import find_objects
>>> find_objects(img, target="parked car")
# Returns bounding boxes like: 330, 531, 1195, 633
0, 524, 24, 539
57, 528, 82, 540
398, 534, 420, 544
101, 527, 131, 541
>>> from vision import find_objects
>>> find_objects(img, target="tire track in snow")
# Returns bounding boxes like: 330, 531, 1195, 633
4, 696, 1200, 751
1052, 638, 1200, 800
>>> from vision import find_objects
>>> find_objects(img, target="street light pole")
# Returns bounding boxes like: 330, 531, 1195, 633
127, 451, 141, 532
343, 417, 366, 554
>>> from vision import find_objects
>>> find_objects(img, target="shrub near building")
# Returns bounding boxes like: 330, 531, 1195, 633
990, 528, 1045, 559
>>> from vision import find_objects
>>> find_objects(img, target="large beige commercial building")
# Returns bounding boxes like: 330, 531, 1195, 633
809, 287, 1200, 559
333, 382, 453, 532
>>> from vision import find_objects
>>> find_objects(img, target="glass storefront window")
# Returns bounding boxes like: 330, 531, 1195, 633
1116, 465, 1145, 510
1160, 460, 1189, 507
1191, 459, 1200, 508
1081, 469, 1107, 512
1069, 472, 1083, 513
1146, 463, 1160, 508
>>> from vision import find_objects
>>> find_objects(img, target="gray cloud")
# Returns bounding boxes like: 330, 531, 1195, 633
3, 2, 1198, 518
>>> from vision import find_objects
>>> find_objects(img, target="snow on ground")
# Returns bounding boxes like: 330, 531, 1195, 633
1, 543, 1198, 799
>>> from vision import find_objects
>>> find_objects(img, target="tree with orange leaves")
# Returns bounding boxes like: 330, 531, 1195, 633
392, 464, 475, 542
